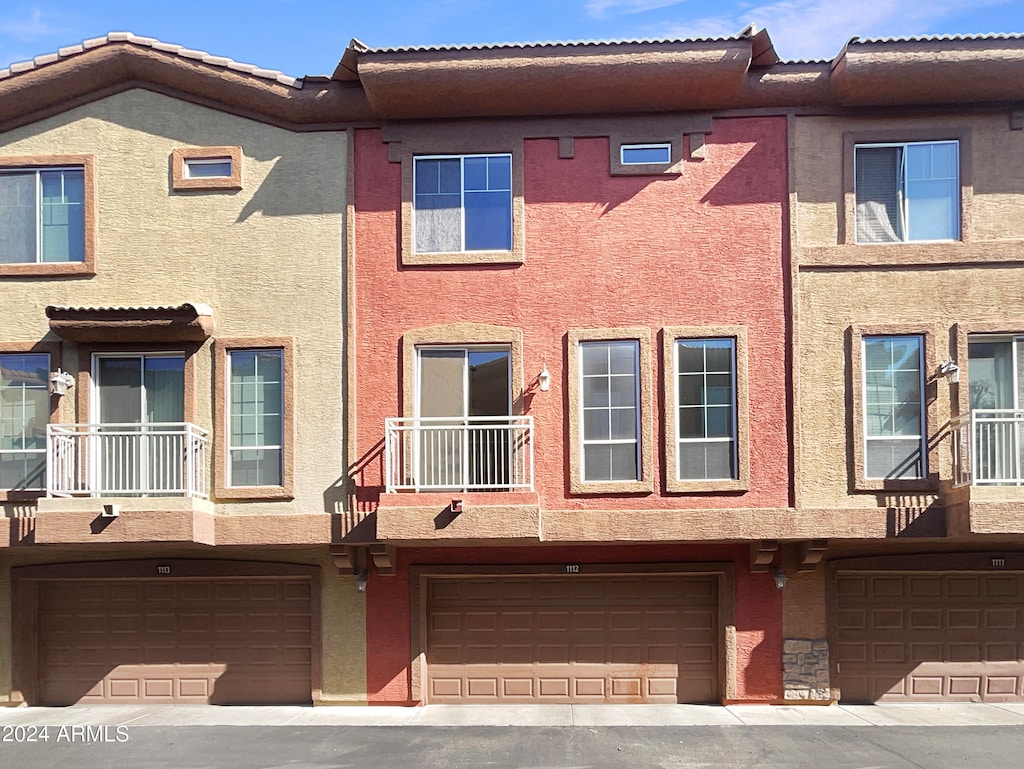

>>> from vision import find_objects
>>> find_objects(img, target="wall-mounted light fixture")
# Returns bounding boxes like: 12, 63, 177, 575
538, 365, 551, 392
938, 358, 960, 384
50, 369, 74, 396
356, 571, 368, 593
773, 567, 787, 590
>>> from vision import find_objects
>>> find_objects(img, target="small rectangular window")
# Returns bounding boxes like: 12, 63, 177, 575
413, 154, 513, 253
579, 340, 640, 482
863, 335, 925, 479
676, 339, 737, 480
228, 349, 284, 487
620, 143, 671, 165
184, 157, 233, 179
855, 140, 959, 243
0, 168, 85, 264
0, 353, 49, 490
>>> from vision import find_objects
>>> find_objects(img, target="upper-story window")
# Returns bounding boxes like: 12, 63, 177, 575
0, 167, 85, 264
413, 154, 512, 253
675, 339, 737, 481
862, 335, 925, 479
579, 340, 641, 483
0, 352, 49, 490
620, 143, 672, 165
854, 140, 959, 243
184, 157, 233, 179
228, 348, 284, 488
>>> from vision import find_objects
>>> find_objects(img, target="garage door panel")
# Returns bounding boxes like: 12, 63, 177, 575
837, 571, 1024, 702
37, 577, 312, 705
425, 574, 719, 704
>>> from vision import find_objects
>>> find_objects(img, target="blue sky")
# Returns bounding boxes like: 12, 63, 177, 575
1, 1, 1023, 77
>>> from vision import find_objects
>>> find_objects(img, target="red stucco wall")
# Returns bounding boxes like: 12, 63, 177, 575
365, 544, 783, 704
352, 117, 790, 512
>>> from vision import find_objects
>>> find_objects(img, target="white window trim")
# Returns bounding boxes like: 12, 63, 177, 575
412, 153, 513, 254
183, 157, 233, 179
620, 143, 672, 165
578, 340, 642, 483
853, 140, 960, 245
0, 166, 84, 264
862, 334, 927, 480
674, 338, 738, 481
226, 348, 285, 489
0, 351, 49, 491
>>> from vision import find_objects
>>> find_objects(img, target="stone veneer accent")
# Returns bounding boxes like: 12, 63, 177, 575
783, 638, 831, 701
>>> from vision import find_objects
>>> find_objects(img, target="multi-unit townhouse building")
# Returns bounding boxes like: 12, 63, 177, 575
1, 27, 1024, 708
0, 35, 368, 706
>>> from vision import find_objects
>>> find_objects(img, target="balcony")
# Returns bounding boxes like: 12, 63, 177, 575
384, 416, 534, 493
948, 410, 1024, 535
46, 422, 210, 499
379, 416, 538, 542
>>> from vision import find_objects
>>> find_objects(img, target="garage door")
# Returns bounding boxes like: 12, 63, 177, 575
425, 573, 719, 703
836, 572, 1024, 702
37, 577, 312, 705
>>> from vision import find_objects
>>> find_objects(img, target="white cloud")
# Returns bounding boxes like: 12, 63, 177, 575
586, 0, 688, 20
0, 8, 60, 39
658, 0, 1010, 60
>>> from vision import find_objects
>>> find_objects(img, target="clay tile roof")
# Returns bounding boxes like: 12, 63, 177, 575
362, 34, 753, 54
46, 302, 213, 317
850, 32, 1024, 45
0, 32, 302, 88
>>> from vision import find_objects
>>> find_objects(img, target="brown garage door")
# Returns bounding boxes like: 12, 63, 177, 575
37, 577, 312, 705
425, 573, 719, 703
836, 572, 1024, 702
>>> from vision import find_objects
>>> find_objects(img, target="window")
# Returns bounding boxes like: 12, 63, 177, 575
0, 353, 49, 490
413, 154, 512, 253
620, 143, 671, 165
171, 146, 242, 191
0, 167, 84, 264
863, 335, 925, 479
855, 140, 959, 243
184, 157, 232, 179
579, 341, 640, 482
228, 349, 283, 487
676, 339, 737, 480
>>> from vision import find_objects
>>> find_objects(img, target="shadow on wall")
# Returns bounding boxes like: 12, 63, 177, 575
8, 97, 345, 220
700, 139, 786, 207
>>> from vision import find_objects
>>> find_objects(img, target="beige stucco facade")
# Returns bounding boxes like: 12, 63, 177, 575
0, 88, 363, 704
793, 110, 1024, 516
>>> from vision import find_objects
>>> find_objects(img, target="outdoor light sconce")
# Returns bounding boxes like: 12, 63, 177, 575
49, 369, 74, 396
938, 358, 960, 384
356, 571, 368, 593
773, 567, 788, 590
538, 365, 551, 392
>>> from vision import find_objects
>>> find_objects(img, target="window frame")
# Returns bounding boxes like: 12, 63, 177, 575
568, 327, 653, 495
861, 335, 927, 480
214, 337, 294, 500
398, 141, 525, 267
620, 143, 672, 166
171, 146, 243, 191
0, 155, 96, 277
841, 127, 971, 249
663, 326, 750, 493
183, 157, 233, 180
850, 324, 938, 492
0, 342, 60, 500
853, 139, 960, 244
412, 153, 514, 256
578, 339, 642, 485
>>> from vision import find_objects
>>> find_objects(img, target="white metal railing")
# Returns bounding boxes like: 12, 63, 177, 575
951, 410, 1024, 487
385, 416, 534, 493
46, 422, 210, 498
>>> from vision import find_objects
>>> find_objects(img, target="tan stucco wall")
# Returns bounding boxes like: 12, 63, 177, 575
0, 89, 346, 517
796, 267, 1024, 508
0, 547, 366, 706
795, 113, 1024, 247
